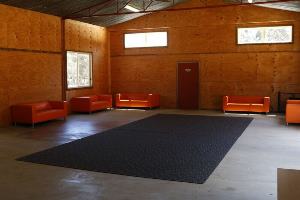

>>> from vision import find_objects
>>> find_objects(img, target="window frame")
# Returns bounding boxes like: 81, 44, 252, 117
123, 31, 169, 49
66, 50, 93, 90
236, 25, 294, 45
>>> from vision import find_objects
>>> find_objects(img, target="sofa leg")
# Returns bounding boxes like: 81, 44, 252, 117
32, 123, 35, 128
286, 122, 289, 126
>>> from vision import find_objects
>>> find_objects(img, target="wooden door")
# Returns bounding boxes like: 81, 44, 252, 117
177, 62, 199, 109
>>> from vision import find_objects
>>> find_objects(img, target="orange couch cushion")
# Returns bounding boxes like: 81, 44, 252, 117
116, 93, 160, 108
71, 95, 112, 113
33, 102, 52, 111
228, 96, 264, 104
89, 95, 99, 102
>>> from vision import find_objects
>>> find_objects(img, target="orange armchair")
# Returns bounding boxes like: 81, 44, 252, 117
11, 101, 68, 127
70, 95, 112, 113
115, 93, 160, 109
286, 100, 300, 125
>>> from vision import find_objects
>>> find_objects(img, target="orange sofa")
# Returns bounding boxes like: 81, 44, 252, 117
11, 101, 68, 127
223, 96, 270, 113
286, 100, 300, 125
115, 93, 160, 109
70, 95, 112, 113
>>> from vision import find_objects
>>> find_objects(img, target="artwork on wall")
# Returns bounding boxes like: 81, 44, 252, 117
237, 25, 293, 44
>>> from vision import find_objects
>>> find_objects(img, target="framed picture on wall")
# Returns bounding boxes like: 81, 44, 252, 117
237, 25, 293, 45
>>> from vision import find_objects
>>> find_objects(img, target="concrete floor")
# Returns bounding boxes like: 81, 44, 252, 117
1, 109, 300, 200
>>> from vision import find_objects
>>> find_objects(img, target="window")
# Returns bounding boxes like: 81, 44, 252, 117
124, 31, 168, 48
67, 51, 92, 89
237, 25, 293, 44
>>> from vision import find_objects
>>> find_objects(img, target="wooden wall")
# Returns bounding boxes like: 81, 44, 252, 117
109, 0, 300, 111
0, 4, 62, 126
0, 5, 109, 126
65, 20, 110, 101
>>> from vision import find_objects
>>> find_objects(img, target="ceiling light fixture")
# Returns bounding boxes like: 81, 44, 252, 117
124, 5, 140, 12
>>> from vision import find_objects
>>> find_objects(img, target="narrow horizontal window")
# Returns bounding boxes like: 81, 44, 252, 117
237, 25, 293, 44
124, 32, 168, 48
67, 51, 93, 89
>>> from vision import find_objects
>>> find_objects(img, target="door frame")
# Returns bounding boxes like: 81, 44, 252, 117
176, 61, 200, 109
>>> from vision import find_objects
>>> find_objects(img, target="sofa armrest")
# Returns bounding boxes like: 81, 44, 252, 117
222, 96, 229, 112
11, 105, 35, 123
223, 96, 229, 105
115, 93, 121, 102
148, 94, 160, 106
49, 101, 67, 109
49, 101, 68, 115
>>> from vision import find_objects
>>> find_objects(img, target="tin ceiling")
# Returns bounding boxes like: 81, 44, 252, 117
0, 0, 299, 27
226, 0, 300, 12
0, 0, 188, 27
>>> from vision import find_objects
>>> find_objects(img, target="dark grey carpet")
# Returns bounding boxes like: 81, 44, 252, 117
17, 114, 253, 184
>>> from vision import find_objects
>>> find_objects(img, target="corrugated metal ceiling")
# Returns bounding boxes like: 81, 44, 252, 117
0, 0, 299, 27
226, 0, 300, 12
0, 0, 189, 27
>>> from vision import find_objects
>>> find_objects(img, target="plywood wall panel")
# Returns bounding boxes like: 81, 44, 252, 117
7, 9, 30, 49
273, 53, 300, 84
0, 21, 8, 48
220, 54, 258, 82
65, 20, 79, 50
28, 12, 42, 50
0, 4, 61, 52
256, 53, 275, 83
40, 15, 61, 52
109, 0, 300, 111
65, 20, 110, 101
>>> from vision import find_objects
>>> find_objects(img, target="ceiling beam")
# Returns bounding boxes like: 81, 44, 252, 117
117, 0, 134, 13
144, 0, 154, 11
